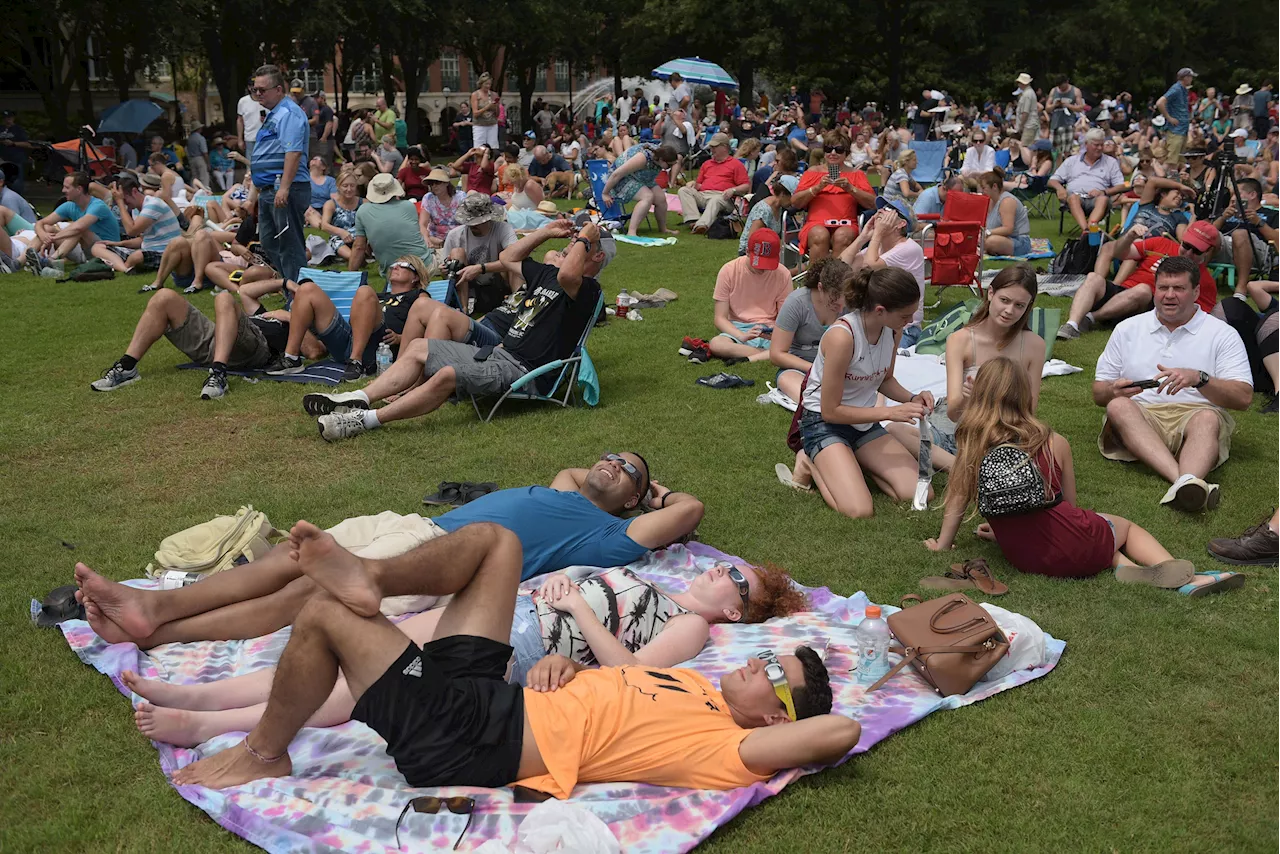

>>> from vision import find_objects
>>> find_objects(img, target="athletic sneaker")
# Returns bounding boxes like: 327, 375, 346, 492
91, 361, 140, 392
200, 371, 228, 400
303, 390, 371, 416
1262, 395, 1278, 415
688, 344, 711, 364
340, 359, 367, 383
1078, 314, 1096, 334
1207, 517, 1279, 566
138, 283, 160, 293
264, 354, 305, 375
1055, 322, 1080, 341
678, 336, 708, 356
23, 246, 47, 275
317, 411, 368, 442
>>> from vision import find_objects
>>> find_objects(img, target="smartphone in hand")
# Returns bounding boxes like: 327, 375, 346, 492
1123, 379, 1161, 389
827, 162, 840, 179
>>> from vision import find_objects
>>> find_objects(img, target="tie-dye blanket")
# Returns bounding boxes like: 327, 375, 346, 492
59, 542, 1064, 854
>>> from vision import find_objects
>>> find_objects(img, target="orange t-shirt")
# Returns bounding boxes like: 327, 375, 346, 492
797, 167, 872, 225
516, 666, 771, 798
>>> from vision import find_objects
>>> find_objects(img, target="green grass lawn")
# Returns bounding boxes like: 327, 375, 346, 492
1, 201, 1276, 852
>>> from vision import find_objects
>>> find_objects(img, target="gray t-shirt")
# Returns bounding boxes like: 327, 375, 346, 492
187, 131, 208, 158
442, 220, 518, 266
775, 287, 826, 361
352, 199, 432, 276
377, 146, 404, 174
299, 96, 320, 138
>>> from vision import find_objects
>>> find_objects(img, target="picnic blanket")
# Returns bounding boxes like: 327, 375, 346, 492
987, 237, 1056, 261
59, 542, 1063, 854
614, 234, 678, 247
177, 360, 345, 386
982, 269, 1085, 297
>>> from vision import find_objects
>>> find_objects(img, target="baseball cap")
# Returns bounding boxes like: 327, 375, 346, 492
524, 130, 536, 139
1182, 220, 1220, 253
875, 195, 916, 234
1177, 67, 1197, 78
747, 228, 781, 271
290, 79, 304, 93
1230, 128, 1249, 138
709, 132, 732, 148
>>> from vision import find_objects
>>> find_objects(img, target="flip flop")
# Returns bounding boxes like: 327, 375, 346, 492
1115, 559, 1195, 589
775, 462, 812, 492
1177, 570, 1246, 597
695, 373, 756, 389
422, 481, 464, 506
957, 558, 1009, 596
459, 481, 498, 504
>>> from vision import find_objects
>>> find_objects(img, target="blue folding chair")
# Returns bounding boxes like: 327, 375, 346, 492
908, 140, 948, 184
471, 292, 605, 423
587, 159, 625, 220
426, 279, 460, 309
298, 267, 368, 319
994, 149, 1012, 171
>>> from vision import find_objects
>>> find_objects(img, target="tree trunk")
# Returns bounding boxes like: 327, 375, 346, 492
76, 55, 96, 126
737, 60, 753, 109
885, 2, 903, 123
519, 66, 537, 129
379, 43, 397, 107
402, 63, 421, 146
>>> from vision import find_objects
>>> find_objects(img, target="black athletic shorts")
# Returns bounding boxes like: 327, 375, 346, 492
351, 634, 526, 788
1092, 279, 1133, 312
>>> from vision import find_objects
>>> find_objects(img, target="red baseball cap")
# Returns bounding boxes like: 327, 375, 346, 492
1182, 220, 1220, 253
748, 228, 781, 270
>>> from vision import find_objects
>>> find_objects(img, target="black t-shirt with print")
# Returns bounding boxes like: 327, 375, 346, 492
486, 259, 601, 370
379, 287, 422, 335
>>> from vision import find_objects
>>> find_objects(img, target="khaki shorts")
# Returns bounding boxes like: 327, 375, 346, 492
1164, 133, 1186, 167
1099, 402, 1235, 470
164, 302, 272, 368
1020, 125, 1040, 148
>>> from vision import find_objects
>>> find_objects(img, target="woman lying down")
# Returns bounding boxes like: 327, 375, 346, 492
127, 561, 807, 747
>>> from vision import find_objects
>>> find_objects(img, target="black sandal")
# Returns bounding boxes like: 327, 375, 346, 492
422, 481, 464, 506
459, 482, 498, 504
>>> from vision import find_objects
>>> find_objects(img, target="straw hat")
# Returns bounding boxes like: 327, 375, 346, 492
1236, 84, 1253, 96
536, 200, 559, 216
366, 173, 406, 204
425, 168, 451, 184
1015, 73, 1033, 86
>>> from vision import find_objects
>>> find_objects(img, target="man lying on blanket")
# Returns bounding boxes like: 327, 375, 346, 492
171, 521, 861, 792
75, 453, 703, 648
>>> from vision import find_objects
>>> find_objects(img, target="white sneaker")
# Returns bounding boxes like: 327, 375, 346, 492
91, 361, 140, 391
1162, 475, 1209, 512
200, 371, 228, 400
302, 390, 370, 416
317, 411, 368, 442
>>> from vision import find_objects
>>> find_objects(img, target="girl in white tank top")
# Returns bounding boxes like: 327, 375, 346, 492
783, 264, 933, 520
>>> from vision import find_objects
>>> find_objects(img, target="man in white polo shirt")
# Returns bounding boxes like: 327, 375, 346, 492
1093, 255, 1253, 512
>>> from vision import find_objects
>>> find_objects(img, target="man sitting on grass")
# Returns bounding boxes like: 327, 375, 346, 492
159, 520, 855, 793
1092, 256, 1253, 512
698, 228, 792, 364
73, 453, 704, 648
90, 175, 184, 275
263, 255, 427, 380
301, 220, 611, 442
29, 172, 121, 267
89, 287, 323, 399
1058, 221, 1221, 340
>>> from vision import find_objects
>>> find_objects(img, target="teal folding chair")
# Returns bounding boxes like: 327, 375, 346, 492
471, 292, 605, 423
298, 267, 368, 319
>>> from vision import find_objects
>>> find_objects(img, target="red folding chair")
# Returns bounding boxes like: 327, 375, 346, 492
919, 191, 989, 306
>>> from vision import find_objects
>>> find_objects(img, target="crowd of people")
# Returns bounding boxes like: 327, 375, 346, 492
3, 62, 1277, 806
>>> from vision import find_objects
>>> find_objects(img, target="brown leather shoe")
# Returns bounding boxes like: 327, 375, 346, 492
1207, 519, 1279, 566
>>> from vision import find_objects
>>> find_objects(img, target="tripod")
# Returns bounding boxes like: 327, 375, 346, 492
1197, 148, 1248, 223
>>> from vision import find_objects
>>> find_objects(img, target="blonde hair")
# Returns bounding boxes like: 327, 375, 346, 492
736, 138, 762, 159
389, 255, 429, 286
897, 150, 917, 170
945, 357, 1054, 516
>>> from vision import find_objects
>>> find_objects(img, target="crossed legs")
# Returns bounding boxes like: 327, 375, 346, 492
1103, 399, 1221, 485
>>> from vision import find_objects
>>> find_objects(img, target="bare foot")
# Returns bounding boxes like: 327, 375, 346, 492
74, 562, 160, 640
662, 228, 679, 236
122, 671, 203, 709
288, 520, 381, 616
792, 453, 815, 488
83, 597, 146, 646
135, 702, 220, 748
172, 740, 292, 788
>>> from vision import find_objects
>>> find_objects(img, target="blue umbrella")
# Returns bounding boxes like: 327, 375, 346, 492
652, 57, 736, 88
97, 99, 165, 134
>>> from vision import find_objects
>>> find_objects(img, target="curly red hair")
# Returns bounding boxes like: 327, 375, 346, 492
744, 562, 808, 623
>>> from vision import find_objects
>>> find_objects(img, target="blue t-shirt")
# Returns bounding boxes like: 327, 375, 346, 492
310, 175, 337, 209
1162, 82, 1190, 135
251, 98, 311, 188
913, 185, 944, 217
137, 196, 183, 252
54, 197, 121, 242
434, 486, 646, 580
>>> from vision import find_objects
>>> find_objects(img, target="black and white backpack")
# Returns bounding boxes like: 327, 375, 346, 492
977, 444, 1059, 517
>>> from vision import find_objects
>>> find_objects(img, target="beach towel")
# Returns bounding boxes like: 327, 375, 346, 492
983, 269, 1085, 297
987, 237, 1056, 261
614, 234, 678, 247
176, 360, 346, 386
58, 542, 1063, 854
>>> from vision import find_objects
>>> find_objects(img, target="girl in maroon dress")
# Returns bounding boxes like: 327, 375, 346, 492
925, 358, 1243, 595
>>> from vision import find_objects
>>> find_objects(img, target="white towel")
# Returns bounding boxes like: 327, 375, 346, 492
1041, 358, 1083, 377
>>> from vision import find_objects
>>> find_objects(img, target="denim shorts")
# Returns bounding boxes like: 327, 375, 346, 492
900, 324, 922, 349
465, 316, 503, 347
717, 320, 771, 349
1010, 233, 1033, 256
507, 595, 545, 686
317, 312, 385, 367
799, 408, 888, 461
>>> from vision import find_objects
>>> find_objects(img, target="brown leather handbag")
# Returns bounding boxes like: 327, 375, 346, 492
867, 593, 1009, 696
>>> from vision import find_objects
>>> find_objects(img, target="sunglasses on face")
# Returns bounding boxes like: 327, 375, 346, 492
828, 146, 848, 154
714, 561, 751, 616
388, 261, 421, 279
754, 650, 797, 720
394, 796, 475, 850
601, 453, 642, 488
248, 85, 279, 96
1180, 242, 1203, 253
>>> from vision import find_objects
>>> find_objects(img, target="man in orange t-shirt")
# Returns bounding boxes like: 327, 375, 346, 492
171, 521, 860, 795
1059, 220, 1222, 340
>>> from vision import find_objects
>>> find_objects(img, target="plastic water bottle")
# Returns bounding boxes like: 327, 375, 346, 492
615, 289, 630, 318
375, 342, 393, 376
855, 605, 892, 686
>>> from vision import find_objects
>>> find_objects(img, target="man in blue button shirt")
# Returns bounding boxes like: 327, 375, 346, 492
248, 64, 310, 282
1156, 67, 1195, 168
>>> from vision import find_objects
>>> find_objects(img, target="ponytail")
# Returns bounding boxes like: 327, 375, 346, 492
805, 257, 853, 292
843, 266, 920, 313
978, 167, 1005, 191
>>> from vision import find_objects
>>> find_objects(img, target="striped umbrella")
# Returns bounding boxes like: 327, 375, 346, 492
651, 57, 737, 87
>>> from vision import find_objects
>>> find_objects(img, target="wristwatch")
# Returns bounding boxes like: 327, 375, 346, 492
573, 237, 591, 252
1194, 371, 1210, 389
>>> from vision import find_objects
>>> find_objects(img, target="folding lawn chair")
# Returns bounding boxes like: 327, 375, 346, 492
1058, 196, 1115, 236
470, 291, 605, 423
298, 267, 368, 319
587, 158, 655, 229
780, 208, 808, 282
918, 191, 989, 306
426, 279, 461, 310
908, 140, 948, 185
1014, 176, 1056, 219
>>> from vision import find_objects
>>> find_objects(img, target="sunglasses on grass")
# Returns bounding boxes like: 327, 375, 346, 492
395, 795, 475, 850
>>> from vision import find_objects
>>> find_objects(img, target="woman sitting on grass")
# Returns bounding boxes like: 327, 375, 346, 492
124, 560, 807, 748
886, 263, 1045, 473
778, 266, 932, 518
318, 173, 363, 265
924, 357, 1245, 596
769, 257, 850, 403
